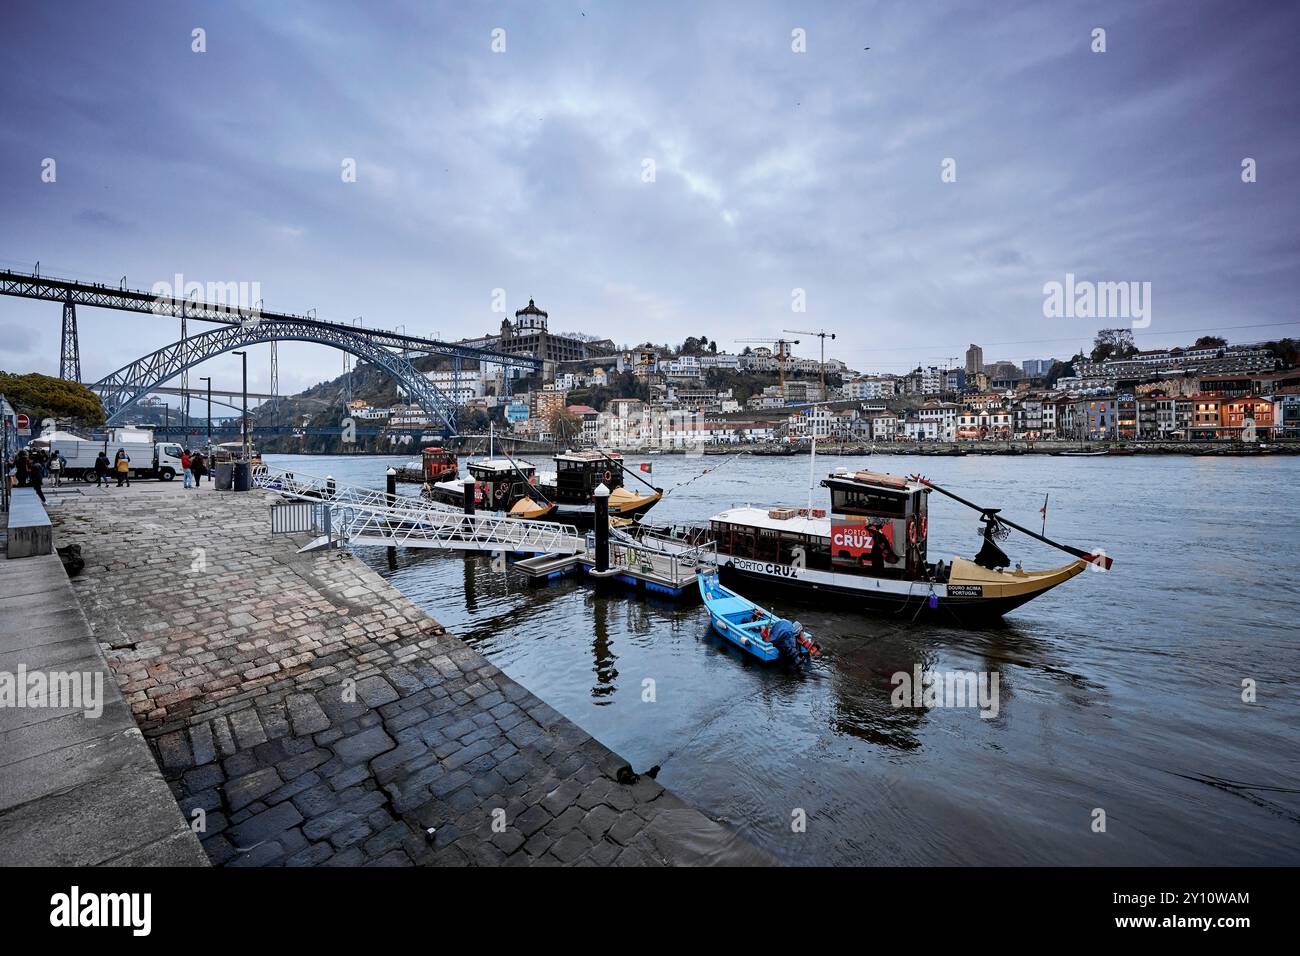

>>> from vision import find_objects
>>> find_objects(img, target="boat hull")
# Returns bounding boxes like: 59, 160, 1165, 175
509, 487, 662, 528
715, 555, 1087, 623
698, 572, 815, 662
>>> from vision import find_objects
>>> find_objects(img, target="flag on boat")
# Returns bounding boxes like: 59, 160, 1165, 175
639, 462, 652, 473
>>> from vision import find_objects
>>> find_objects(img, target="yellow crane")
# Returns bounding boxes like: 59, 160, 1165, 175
783, 328, 837, 395
736, 337, 800, 397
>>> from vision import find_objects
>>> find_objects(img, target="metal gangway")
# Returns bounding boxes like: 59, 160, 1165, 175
254, 466, 457, 513
255, 468, 584, 555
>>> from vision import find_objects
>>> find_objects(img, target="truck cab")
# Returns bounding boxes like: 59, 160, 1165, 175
154, 443, 184, 480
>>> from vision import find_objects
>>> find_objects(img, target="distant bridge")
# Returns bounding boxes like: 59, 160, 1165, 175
0, 267, 542, 432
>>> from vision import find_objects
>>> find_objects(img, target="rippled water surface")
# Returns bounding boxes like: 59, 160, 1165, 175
267, 451, 1300, 865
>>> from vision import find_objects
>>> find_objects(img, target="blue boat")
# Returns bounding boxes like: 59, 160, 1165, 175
697, 571, 819, 663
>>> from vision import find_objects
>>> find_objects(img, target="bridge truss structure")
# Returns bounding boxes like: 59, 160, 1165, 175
0, 268, 542, 432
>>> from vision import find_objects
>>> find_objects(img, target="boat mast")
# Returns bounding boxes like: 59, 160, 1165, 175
807, 436, 817, 512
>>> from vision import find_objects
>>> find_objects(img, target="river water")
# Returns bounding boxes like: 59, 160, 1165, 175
265, 451, 1300, 865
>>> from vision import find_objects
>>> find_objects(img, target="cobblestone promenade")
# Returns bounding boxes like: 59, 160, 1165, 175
51, 481, 767, 866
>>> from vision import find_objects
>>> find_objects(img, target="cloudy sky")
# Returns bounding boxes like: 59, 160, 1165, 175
1, 0, 1297, 399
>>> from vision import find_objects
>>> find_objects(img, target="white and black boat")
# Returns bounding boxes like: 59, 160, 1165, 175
640, 467, 1113, 623
424, 457, 539, 511
508, 450, 663, 528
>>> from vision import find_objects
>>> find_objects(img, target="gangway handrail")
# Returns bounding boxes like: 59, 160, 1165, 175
328, 500, 585, 554
254, 467, 457, 514
255, 469, 585, 555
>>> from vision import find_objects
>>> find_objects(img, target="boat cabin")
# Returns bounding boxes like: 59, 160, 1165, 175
466, 458, 536, 510
820, 469, 929, 576
706, 469, 931, 579
550, 450, 625, 503
420, 446, 458, 484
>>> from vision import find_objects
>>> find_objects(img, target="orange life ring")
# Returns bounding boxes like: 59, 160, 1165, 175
603, 470, 613, 483
908, 519, 917, 545
920, 516, 927, 539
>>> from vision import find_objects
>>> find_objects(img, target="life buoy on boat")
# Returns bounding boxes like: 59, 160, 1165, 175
603, 470, 614, 483
920, 515, 928, 539
494, 484, 507, 501
908, 519, 917, 546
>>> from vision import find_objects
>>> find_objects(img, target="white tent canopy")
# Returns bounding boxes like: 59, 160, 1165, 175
29, 429, 96, 448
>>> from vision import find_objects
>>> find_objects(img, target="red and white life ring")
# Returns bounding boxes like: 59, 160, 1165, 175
908, 519, 917, 545
920, 516, 928, 539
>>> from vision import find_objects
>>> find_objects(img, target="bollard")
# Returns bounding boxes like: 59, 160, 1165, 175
593, 482, 610, 573
385, 467, 398, 561
462, 479, 475, 516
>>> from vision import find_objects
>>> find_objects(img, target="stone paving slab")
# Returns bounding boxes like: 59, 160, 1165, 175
0, 545, 207, 866
50, 481, 770, 866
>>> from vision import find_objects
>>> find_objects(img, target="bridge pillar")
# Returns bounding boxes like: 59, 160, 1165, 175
59, 297, 81, 382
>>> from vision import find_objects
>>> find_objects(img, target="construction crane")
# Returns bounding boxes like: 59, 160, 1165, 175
737, 337, 800, 397
784, 328, 837, 395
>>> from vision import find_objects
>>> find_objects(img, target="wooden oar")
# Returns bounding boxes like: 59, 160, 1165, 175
915, 476, 1114, 570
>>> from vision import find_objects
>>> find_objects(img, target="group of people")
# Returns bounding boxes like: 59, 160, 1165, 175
11, 448, 54, 504
13, 447, 64, 490
180, 449, 210, 488
9, 445, 214, 503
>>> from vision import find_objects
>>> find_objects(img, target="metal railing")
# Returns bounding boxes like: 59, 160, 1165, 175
256, 468, 583, 555
254, 467, 455, 513
610, 531, 718, 586
329, 502, 585, 554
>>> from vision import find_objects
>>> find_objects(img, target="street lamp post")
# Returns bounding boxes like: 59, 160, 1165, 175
199, 376, 212, 445
232, 351, 249, 461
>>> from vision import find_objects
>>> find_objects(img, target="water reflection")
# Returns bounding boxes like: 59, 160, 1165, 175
590, 596, 618, 701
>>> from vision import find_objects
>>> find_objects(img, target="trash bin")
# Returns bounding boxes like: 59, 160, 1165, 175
215, 462, 234, 491
233, 461, 251, 492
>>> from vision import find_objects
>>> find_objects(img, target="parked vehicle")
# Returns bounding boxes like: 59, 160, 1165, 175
33, 427, 185, 482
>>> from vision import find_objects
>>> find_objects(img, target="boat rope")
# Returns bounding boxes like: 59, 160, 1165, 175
646, 676, 789, 774
662, 450, 751, 498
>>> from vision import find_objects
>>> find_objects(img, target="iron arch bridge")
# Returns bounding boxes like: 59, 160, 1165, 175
93, 319, 460, 429
0, 267, 545, 433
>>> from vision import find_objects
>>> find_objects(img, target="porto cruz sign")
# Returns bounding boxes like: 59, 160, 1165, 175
831, 521, 895, 558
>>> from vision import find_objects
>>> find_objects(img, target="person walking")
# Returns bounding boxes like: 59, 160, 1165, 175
49, 449, 64, 487
114, 448, 131, 487
191, 451, 206, 487
181, 449, 193, 488
14, 450, 29, 487
28, 455, 47, 504
94, 451, 110, 489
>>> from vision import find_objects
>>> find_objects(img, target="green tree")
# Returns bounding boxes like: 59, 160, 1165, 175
1090, 328, 1138, 364
1193, 335, 1227, 349
0, 371, 106, 425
